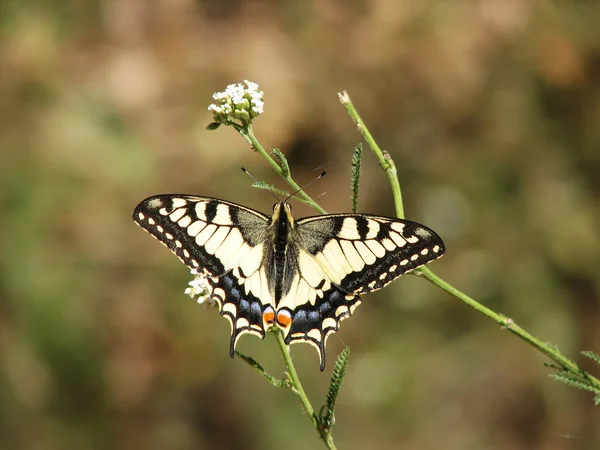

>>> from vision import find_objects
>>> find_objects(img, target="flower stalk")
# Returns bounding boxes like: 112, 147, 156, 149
208, 81, 337, 448
337, 89, 600, 393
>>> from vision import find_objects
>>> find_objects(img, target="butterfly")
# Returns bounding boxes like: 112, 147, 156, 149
133, 195, 444, 370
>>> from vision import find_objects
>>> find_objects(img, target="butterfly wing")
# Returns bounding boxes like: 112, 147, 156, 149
133, 195, 274, 356
279, 213, 445, 368
134, 196, 445, 371
297, 214, 445, 293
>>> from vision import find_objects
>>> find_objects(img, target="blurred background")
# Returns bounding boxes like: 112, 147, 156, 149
1, 1, 600, 449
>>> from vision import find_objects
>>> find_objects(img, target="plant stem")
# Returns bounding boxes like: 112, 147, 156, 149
274, 331, 337, 450
337, 89, 600, 389
420, 267, 600, 384
230, 122, 336, 449
337, 91, 405, 218
236, 124, 326, 214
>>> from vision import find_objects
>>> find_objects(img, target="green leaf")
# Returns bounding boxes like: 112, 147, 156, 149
351, 143, 362, 213
272, 148, 291, 177
320, 347, 350, 432
549, 369, 600, 396
235, 351, 290, 388
251, 181, 290, 198
543, 362, 563, 371
206, 122, 221, 130
582, 351, 600, 366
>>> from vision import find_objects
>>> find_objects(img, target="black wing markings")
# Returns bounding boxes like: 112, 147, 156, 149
134, 196, 445, 370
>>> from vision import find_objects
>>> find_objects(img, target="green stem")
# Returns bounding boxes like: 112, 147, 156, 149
419, 267, 600, 384
338, 90, 600, 389
337, 91, 404, 218
232, 120, 336, 448
236, 124, 326, 214
274, 331, 337, 450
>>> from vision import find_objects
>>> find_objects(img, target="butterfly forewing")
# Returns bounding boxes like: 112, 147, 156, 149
296, 214, 444, 294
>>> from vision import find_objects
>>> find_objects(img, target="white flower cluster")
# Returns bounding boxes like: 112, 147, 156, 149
208, 80, 264, 125
184, 269, 214, 306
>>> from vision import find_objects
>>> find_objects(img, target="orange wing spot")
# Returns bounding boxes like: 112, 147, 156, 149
263, 310, 276, 325
276, 311, 292, 329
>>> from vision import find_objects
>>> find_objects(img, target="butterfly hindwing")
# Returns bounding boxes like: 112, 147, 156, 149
133, 195, 273, 355
281, 286, 361, 371
211, 270, 269, 355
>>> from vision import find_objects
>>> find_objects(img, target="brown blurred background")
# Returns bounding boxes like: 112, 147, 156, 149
1, 1, 600, 449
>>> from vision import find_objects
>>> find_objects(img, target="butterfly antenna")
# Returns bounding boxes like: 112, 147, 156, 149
241, 167, 280, 202
315, 191, 327, 200
285, 171, 326, 203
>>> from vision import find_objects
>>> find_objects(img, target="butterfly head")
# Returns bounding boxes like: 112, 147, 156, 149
271, 201, 295, 227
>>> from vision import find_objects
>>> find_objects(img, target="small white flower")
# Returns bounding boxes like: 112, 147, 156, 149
184, 270, 212, 305
208, 80, 264, 125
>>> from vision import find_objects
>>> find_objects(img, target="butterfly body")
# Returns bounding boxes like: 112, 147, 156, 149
133, 195, 444, 370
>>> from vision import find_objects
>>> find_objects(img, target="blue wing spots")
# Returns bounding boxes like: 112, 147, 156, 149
222, 275, 234, 289
291, 309, 308, 330
239, 298, 249, 310
319, 301, 332, 316
238, 298, 263, 323
250, 301, 263, 318
325, 290, 343, 305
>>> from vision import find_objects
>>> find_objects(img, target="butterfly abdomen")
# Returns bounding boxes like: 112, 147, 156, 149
272, 202, 294, 304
